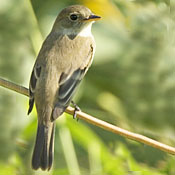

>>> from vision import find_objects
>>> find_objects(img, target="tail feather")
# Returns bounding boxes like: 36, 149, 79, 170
48, 124, 55, 170
32, 123, 55, 171
40, 126, 49, 170
32, 124, 45, 170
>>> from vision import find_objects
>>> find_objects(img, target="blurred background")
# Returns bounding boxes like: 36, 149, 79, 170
0, 0, 174, 174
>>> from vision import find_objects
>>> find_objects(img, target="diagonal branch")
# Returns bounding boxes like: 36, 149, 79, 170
0, 77, 175, 155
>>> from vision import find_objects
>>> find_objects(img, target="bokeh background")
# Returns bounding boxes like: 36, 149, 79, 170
0, 0, 174, 174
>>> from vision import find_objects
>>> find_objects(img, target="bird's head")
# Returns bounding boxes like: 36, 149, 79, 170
52, 5, 101, 37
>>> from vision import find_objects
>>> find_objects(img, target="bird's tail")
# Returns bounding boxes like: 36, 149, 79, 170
32, 122, 55, 171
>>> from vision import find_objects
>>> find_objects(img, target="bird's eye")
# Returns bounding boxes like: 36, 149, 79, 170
70, 14, 78, 21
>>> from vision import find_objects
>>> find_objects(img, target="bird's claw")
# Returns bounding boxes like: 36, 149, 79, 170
71, 101, 81, 121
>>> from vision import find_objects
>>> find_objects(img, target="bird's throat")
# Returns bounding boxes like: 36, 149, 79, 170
78, 22, 93, 37
63, 22, 93, 39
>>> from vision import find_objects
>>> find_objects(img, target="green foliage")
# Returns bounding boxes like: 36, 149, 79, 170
0, 0, 173, 174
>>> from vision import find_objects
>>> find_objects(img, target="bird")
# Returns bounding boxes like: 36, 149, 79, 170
27, 5, 101, 171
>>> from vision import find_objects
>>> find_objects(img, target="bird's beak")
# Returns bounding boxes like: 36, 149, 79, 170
84, 14, 101, 22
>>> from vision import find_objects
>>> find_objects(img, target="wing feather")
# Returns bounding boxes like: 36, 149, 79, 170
51, 68, 86, 120
58, 68, 86, 105
28, 65, 41, 115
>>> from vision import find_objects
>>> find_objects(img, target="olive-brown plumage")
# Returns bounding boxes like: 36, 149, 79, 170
28, 5, 100, 171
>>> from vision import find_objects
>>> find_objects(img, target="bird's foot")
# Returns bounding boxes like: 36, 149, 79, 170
71, 101, 81, 120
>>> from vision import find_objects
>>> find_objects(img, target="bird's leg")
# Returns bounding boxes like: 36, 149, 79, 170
71, 100, 81, 120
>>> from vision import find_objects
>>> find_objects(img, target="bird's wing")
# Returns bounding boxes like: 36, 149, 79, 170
51, 68, 86, 120
28, 64, 41, 115
27, 33, 59, 115
58, 68, 86, 105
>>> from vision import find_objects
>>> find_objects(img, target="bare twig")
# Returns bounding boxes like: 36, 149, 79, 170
0, 78, 28, 96
0, 77, 175, 155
